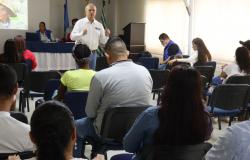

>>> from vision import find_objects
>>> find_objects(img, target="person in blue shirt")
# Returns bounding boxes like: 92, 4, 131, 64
36, 21, 54, 42
158, 33, 182, 70
123, 65, 213, 160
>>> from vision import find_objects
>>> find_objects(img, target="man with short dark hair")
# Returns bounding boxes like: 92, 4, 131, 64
0, 64, 34, 153
159, 33, 182, 69
74, 37, 153, 158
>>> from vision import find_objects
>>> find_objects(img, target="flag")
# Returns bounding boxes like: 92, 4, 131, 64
101, 0, 107, 29
64, 0, 69, 35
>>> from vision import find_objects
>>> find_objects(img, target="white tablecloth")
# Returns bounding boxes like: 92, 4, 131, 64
34, 52, 76, 71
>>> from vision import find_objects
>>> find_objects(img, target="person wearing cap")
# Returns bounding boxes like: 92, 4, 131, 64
70, 3, 111, 70
56, 44, 96, 101
239, 40, 250, 51
0, 0, 17, 29
74, 37, 152, 158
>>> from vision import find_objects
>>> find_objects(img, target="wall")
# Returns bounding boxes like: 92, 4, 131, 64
106, 0, 146, 36
106, 0, 188, 56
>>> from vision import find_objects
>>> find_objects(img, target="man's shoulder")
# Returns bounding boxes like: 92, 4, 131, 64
0, 115, 30, 130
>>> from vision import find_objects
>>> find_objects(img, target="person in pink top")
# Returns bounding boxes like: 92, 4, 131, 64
14, 35, 37, 70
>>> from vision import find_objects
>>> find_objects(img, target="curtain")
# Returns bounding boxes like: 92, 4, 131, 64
192, 0, 250, 62
145, 0, 189, 56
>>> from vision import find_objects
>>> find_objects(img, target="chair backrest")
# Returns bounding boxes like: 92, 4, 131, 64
63, 91, 88, 120
172, 61, 191, 68
141, 142, 212, 160
128, 53, 142, 62
138, 57, 159, 70
25, 71, 61, 93
194, 66, 215, 83
44, 79, 60, 101
226, 75, 250, 85
96, 56, 109, 71
100, 106, 148, 143
110, 153, 134, 160
209, 84, 250, 111
6, 63, 29, 86
194, 61, 216, 69
200, 75, 209, 90
26, 32, 39, 41
149, 69, 170, 90
0, 151, 35, 160
10, 112, 28, 124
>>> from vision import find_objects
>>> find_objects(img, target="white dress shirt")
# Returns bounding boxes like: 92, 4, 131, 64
0, 112, 35, 153
70, 17, 108, 50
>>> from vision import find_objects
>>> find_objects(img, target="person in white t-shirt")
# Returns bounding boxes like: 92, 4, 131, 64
71, 3, 110, 70
0, 64, 34, 153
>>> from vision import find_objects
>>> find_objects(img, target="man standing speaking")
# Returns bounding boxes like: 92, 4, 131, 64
71, 3, 110, 70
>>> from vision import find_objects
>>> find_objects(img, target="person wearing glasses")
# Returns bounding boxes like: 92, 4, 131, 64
158, 33, 182, 70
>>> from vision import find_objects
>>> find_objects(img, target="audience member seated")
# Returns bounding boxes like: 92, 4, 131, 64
0, 64, 34, 153
168, 38, 212, 66
65, 18, 78, 42
123, 66, 213, 160
36, 21, 54, 42
29, 100, 86, 160
56, 44, 95, 101
14, 35, 37, 70
74, 37, 153, 158
158, 33, 182, 70
0, 39, 24, 63
206, 120, 250, 160
213, 46, 250, 85
239, 40, 250, 51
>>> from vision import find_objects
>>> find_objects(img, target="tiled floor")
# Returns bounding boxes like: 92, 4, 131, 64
16, 91, 237, 159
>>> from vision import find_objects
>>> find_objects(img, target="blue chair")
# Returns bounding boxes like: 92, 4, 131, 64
140, 142, 212, 160
34, 79, 60, 108
99, 106, 148, 156
10, 112, 28, 124
63, 91, 88, 120
19, 71, 61, 113
6, 63, 29, 87
207, 84, 250, 129
149, 69, 170, 103
226, 75, 250, 119
96, 56, 109, 71
110, 153, 133, 160
44, 79, 60, 101
137, 57, 159, 70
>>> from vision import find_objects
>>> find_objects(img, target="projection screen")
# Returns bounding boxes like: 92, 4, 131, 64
0, 0, 27, 30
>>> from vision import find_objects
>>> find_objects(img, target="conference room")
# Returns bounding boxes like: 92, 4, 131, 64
0, 0, 250, 160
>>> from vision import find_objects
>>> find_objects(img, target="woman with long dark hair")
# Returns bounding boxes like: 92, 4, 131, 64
192, 38, 212, 65
0, 39, 23, 63
29, 101, 86, 160
218, 46, 250, 82
123, 66, 212, 160
168, 38, 212, 66
235, 47, 250, 74
14, 35, 37, 70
